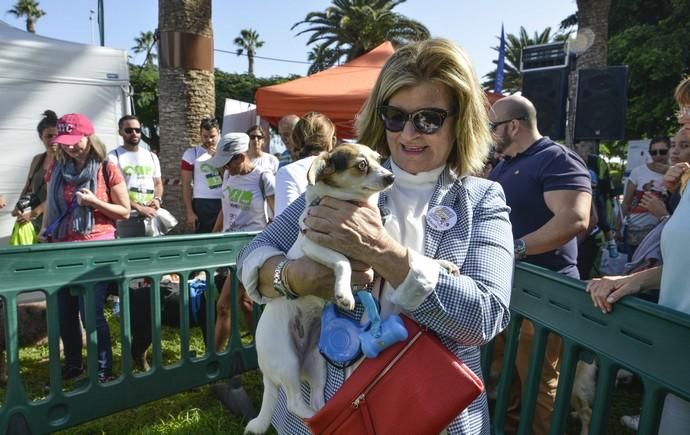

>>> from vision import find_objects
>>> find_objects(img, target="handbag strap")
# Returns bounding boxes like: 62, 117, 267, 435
44, 195, 79, 239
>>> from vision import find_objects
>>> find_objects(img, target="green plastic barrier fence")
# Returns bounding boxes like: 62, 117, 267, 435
0, 232, 257, 434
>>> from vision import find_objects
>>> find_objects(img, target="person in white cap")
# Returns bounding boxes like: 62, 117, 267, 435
208, 132, 275, 351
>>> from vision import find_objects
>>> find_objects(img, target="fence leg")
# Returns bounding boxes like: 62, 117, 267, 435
213, 374, 257, 420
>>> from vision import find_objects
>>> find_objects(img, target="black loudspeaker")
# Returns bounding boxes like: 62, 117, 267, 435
574, 66, 628, 141
521, 68, 568, 139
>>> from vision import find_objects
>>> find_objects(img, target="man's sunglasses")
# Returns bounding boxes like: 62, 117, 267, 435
378, 105, 456, 134
649, 149, 668, 156
249, 134, 264, 140
489, 117, 525, 132
124, 127, 141, 134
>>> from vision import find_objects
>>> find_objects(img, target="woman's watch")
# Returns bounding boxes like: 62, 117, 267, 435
153, 196, 162, 205
273, 259, 298, 299
514, 239, 527, 260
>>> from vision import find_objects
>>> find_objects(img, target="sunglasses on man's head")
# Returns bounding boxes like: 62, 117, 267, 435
378, 105, 456, 135
124, 127, 141, 134
649, 149, 668, 156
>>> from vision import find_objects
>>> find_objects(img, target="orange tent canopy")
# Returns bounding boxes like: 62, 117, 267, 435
256, 41, 503, 138
256, 41, 395, 138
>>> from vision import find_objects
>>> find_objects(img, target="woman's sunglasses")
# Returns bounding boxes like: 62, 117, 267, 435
378, 105, 456, 135
649, 149, 668, 156
249, 134, 264, 140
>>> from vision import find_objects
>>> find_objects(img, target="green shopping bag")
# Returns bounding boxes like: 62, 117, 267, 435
9, 221, 38, 246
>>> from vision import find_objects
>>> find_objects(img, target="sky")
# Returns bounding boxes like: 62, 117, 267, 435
1, 0, 577, 81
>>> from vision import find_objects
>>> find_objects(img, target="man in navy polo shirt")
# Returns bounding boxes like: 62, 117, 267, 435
488, 95, 591, 435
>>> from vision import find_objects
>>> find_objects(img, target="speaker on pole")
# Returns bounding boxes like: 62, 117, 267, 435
521, 68, 568, 140
574, 66, 628, 141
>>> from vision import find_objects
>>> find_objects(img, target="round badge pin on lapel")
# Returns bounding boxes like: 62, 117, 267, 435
427, 206, 457, 231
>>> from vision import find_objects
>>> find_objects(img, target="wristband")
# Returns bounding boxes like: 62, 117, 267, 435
273, 259, 299, 299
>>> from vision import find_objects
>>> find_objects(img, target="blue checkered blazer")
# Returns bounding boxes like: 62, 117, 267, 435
237, 162, 514, 435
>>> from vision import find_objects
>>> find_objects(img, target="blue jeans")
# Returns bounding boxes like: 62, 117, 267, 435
58, 282, 112, 376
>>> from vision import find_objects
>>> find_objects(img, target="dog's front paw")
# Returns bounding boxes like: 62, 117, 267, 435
437, 259, 460, 277
334, 290, 356, 311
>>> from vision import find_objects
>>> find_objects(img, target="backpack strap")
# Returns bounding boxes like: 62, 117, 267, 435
102, 160, 111, 195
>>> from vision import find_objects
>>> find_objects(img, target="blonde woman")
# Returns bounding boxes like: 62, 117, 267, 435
236, 38, 513, 434
40, 113, 130, 382
274, 112, 336, 215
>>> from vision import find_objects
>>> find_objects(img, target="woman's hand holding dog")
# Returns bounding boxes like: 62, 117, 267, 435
285, 256, 374, 300
303, 197, 409, 287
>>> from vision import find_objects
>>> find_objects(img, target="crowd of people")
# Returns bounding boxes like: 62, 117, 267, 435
4, 35, 689, 434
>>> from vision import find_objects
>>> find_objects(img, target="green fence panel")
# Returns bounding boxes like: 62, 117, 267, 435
0, 232, 257, 434
486, 262, 690, 435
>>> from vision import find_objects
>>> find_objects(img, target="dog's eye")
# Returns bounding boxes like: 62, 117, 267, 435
357, 160, 368, 171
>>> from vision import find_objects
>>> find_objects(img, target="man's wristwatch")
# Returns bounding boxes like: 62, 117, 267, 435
514, 239, 527, 260
153, 196, 162, 205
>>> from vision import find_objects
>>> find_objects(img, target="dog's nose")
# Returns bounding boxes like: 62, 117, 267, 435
383, 173, 395, 186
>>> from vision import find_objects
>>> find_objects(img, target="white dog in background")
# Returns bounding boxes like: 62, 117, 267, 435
245, 144, 395, 434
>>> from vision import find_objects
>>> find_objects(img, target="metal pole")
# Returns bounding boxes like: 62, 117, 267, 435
89, 9, 95, 45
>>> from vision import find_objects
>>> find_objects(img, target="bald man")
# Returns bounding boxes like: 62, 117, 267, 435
277, 114, 300, 168
488, 95, 592, 435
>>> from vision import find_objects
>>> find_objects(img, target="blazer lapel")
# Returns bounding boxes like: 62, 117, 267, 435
424, 167, 463, 258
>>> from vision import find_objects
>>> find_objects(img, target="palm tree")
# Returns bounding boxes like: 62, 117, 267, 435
7, 0, 46, 33
132, 31, 158, 67
293, 0, 429, 72
482, 27, 568, 94
233, 28, 264, 76
307, 43, 340, 75
158, 0, 215, 224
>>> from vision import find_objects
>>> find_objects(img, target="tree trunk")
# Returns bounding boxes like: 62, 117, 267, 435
248, 53, 254, 76
27, 18, 35, 33
566, 0, 611, 147
158, 0, 215, 228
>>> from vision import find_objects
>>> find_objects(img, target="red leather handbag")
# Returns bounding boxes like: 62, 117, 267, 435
305, 315, 484, 435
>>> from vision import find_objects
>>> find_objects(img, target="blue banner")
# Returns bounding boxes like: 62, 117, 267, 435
494, 24, 505, 93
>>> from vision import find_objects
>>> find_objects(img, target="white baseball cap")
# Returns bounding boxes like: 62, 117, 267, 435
207, 132, 250, 168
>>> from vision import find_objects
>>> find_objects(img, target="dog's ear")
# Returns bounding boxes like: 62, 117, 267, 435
307, 151, 335, 185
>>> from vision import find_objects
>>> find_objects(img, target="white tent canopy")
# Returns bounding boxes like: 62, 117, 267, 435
0, 20, 130, 242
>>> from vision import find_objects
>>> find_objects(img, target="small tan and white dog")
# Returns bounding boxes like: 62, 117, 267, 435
245, 144, 395, 434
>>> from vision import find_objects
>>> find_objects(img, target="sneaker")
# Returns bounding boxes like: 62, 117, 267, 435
97, 372, 116, 383
61, 365, 84, 380
620, 414, 640, 430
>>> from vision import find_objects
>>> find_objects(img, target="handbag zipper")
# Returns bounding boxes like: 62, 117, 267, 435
351, 329, 423, 408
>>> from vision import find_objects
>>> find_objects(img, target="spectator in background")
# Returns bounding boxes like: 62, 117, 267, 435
575, 140, 617, 252
246, 124, 279, 174
620, 137, 670, 258
274, 112, 337, 215
11, 110, 59, 233
108, 115, 163, 229
208, 133, 275, 352
0, 195, 5, 208
180, 117, 222, 233
108, 114, 164, 371
39, 113, 130, 382
488, 95, 591, 435
676, 76, 690, 130
277, 114, 299, 168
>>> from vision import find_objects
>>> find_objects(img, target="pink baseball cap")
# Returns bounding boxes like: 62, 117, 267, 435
54, 113, 95, 145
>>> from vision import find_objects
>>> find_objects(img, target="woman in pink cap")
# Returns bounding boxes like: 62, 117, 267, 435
40, 113, 130, 382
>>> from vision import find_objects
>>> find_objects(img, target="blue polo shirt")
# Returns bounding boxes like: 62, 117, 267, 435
489, 137, 591, 277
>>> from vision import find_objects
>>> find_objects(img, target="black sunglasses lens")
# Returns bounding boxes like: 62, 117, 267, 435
125, 127, 141, 134
380, 107, 406, 132
412, 111, 443, 134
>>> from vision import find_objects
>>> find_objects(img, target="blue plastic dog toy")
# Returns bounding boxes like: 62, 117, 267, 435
319, 292, 408, 367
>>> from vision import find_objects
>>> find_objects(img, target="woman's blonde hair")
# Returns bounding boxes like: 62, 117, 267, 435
291, 112, 336, 157
55, 134, 107, 163
356, 38, 491, 176
675, 76, 690, 106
